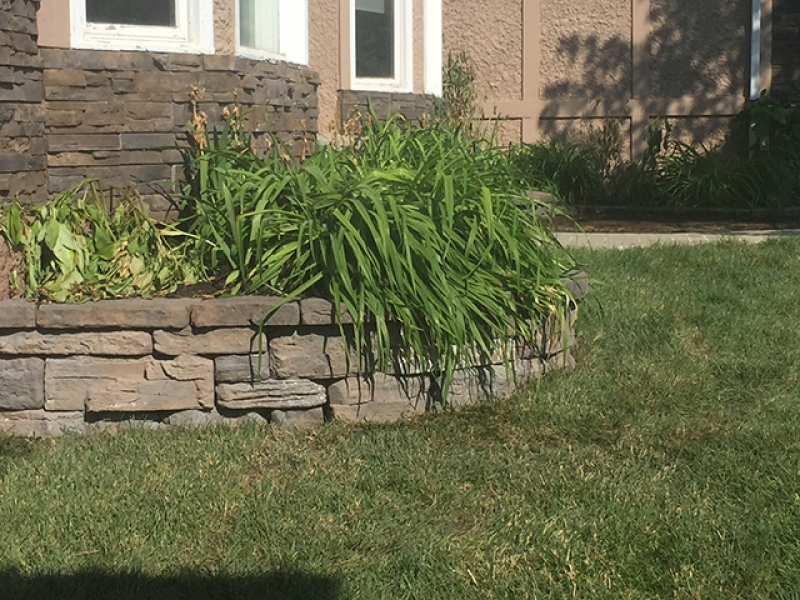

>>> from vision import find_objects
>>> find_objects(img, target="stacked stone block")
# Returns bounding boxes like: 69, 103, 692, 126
339, 90, 437, 126
0, 281, 586, 437
0, 0, 47, 203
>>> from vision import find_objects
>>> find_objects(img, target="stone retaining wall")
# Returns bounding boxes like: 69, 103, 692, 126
0, 284, 586, 437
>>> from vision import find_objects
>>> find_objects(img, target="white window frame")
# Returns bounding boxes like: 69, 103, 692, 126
235, 0, 309, 65
70, 0, 215, 54
351, 0, 413, 93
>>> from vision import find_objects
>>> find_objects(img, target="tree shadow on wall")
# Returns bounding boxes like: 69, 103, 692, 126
0, 568, 343, 600
538, 0, 758, 151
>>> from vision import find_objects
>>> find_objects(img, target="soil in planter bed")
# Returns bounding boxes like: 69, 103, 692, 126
0, 235, 24, 301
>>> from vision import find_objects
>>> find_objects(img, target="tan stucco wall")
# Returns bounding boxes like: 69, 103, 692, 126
443, 0, 523, 104
540, 0, 631, 100
666, 117, 736, 149
37, 0, 70, 48
309, 0, 342, 136
649, 0, 749, 99
214, 0, 236, 55
413, 0, 424, 94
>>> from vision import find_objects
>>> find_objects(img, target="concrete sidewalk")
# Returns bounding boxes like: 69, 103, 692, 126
554, 229, 800, 249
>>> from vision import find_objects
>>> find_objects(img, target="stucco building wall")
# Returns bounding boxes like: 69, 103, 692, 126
649, 0, 749, 99
443, 0, 523, 104
308, 0, 342, 136
539, 0, 631, 100
443, 0, 752, 156
772, 0, 800, 100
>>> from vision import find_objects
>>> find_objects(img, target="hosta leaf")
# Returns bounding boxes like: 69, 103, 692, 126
4, 206, 23, 246
43, 218, 60, 250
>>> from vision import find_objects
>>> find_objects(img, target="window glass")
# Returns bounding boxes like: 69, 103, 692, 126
355, 0, 394, 79
240, 0, 280, 55
86, 0, 176, 27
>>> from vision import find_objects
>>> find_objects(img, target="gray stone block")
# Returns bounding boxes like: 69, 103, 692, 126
45, 355, 214, 412
191, 296, 300, 328
328, 373, 429, 407
0, 357, 44, 410
331, 401, 422, 424
0, 331, 152, 356
0, 410, 85, 438
300, 298, 353, 325
216, 379, 326, 410
163, 409, 224, 428
154, 327, 263, 357
37, 299, 193, 330
214, 353, 270, 383
270, 332, 357, 379
270, 407, 325, 430
446, 365, 513, 409
0, 300, 36, 329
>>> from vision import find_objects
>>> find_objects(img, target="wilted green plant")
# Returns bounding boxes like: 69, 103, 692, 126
180, 114, 577, 398
0, 181, 199, 302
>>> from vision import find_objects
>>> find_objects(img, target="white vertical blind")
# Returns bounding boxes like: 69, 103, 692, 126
239, 0, 280, 55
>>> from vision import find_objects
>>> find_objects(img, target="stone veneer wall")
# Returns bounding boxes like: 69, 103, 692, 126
0, 0, 47, 203
339, 90, 437, 126
40, 49, 320, 219
0, 282, 587, 437
772, 0, 800, 101
0, 2, 320, 219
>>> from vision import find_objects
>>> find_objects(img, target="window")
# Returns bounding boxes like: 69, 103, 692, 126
352, 0, 412, 91
236, 0, 309, 65
70, 0, 214, 54
85, 0, 176, 28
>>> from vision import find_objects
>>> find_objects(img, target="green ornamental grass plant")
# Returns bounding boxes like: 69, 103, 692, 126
179, 114, 577, 396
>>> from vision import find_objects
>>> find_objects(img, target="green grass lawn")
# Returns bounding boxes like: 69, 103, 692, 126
2, 239, 800, 599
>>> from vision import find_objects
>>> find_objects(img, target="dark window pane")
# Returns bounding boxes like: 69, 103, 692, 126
86, 0, 176, 27
355, 0, 394, 79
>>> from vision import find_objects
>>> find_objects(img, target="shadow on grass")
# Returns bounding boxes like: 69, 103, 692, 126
0, 435, 38, 477
0, 568, 343, 600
